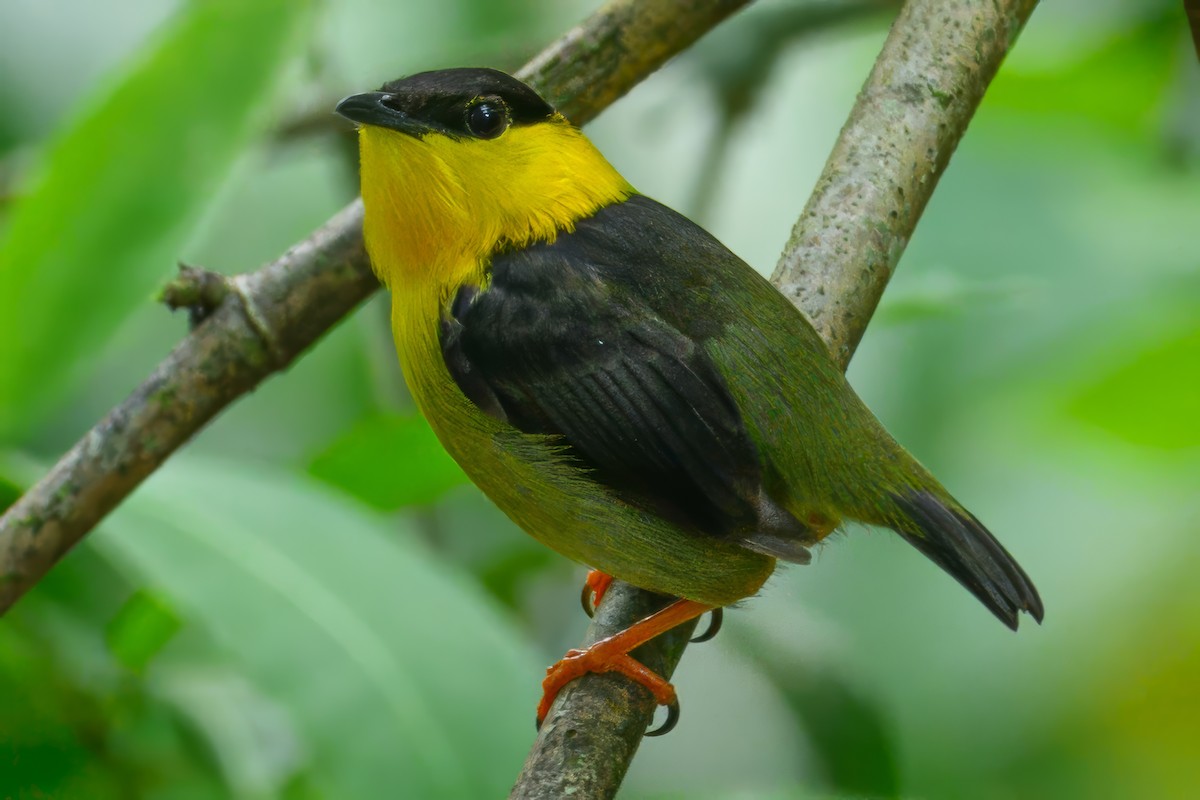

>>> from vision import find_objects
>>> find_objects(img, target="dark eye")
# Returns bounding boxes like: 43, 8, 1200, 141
465, 100, 508, 139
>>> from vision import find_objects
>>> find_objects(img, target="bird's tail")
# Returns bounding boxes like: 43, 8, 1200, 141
889, 489, 1044, 630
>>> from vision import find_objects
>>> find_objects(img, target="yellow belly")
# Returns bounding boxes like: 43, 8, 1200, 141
390, 290, 776, 607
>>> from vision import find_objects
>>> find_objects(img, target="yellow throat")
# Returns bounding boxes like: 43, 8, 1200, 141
357, 115, 634, 295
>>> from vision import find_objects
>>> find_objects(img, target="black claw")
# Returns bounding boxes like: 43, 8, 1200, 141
645, 698, 680, 737
689, 608, 723, 643
580, 582, 596, 618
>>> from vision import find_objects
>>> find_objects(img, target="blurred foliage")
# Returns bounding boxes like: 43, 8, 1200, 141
1, 0, 1197, 798
98, 458, 540, 797
1068, 324, 1200, 450
309, 413, 469, 510
0, 0, 315, 435
105, 590, 183, 674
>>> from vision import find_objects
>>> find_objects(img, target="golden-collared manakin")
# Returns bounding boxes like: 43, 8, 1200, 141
335, 68, 1043, 730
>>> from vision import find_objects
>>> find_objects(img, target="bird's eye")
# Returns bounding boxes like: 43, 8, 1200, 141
465, 100, 508, 139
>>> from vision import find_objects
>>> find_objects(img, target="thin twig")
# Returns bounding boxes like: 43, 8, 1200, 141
0, 0, 753, 614
514, 0, 1038, 797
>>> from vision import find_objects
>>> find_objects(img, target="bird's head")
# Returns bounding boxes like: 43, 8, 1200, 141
336, 68, 632, 286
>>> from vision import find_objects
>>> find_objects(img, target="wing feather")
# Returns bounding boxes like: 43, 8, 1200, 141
438, 207, 811, 544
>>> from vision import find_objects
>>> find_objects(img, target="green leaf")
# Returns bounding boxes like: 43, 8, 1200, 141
1066, 327, 1200, 451
152, 666, 309, 798
96, 457, 541, 798
732, 624, 899, 798
0, 0, 314, 437
873, 270, 1033, 327
0, 473, 19, 514
988, 15, 1177, 139
781, 671, 899, 798
0, 623, 128, 800
105, 588, 182, 674
309, 414, 470, 510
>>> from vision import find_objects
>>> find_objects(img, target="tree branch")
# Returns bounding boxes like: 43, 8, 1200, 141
512, 0, 1038, 797
0, 0, 753, 614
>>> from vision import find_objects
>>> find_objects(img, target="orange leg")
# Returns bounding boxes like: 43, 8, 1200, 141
537, 599, 714, 728
580, 569, 614, 616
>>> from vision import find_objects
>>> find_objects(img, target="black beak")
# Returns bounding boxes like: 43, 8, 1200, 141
334, 92, 430, 136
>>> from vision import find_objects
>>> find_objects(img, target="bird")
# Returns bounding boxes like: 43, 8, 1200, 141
334, 67, 1043, 734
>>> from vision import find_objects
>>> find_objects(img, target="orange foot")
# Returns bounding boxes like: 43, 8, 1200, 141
537, 598, 713, 736
580, 569, 614, 617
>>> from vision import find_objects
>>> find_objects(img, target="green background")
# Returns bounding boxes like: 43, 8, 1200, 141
1, 0, 1196, 797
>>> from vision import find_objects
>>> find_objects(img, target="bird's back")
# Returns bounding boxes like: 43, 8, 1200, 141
554, 195, 895, 521
546, 195, 1043, 627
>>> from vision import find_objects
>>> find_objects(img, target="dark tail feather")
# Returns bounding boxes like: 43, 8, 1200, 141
891, 491, 1044, 630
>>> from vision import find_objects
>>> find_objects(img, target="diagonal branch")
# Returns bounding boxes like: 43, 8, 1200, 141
0, 0, 753, 615
512, 0, 1038, 797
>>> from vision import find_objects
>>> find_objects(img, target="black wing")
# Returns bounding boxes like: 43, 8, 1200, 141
440, 200, 808, 545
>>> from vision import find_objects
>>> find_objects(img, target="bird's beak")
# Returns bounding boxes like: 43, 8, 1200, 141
334, 92, 431, 137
